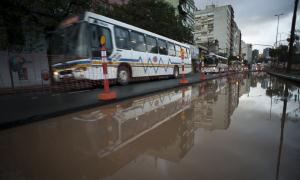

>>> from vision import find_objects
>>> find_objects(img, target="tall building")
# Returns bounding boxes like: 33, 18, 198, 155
232, 22, 241, 57
241, 41, 252, 64
252, 49, 259, 63
164, 0, 196, 30
263, 48, 271, 60
194, 4, 241, 57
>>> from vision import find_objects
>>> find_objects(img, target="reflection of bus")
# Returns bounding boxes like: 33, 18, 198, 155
202, 54, 228, 73
49, 12, 192, 85
72, 87, 192, 158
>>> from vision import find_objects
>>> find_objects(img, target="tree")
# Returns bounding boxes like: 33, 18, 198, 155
228, 55, 239, 65
95, 0, 193, 43
0, 0, 91, 49
269, 48, 277, 58
277, 45, 288, 63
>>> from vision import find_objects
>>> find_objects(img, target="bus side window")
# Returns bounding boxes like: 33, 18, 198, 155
130, 31, 146, 52
186, 48, 190, 58
90, 24, 113, 57
184, 47, 188, 58
158, 39, 168, 55
145, 35, 158, 53
167, 42, 176, 56
114, 26, 130, 50
175, 45, 181, 57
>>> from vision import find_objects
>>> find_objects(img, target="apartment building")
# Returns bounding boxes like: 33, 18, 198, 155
194, 5, 241, 57
241, 41, 253, 64
252, 49, 259, 63
232, 22, 241, 57
165, 0, 196, 30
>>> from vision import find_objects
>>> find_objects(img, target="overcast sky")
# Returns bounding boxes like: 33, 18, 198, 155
194, 0, 300, 52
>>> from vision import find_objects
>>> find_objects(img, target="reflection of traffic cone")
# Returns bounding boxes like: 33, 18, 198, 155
101, 105, 118, 115
181, 88, 187, 97
200, 72, 206, 81
200, 83, 205, 94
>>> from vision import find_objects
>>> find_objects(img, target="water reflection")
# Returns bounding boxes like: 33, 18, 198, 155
265, 78, 300, 180
0, 72, 299, 180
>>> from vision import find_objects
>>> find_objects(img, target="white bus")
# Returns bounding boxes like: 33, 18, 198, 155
49, 11, 192, 85
202, 53, 228, 73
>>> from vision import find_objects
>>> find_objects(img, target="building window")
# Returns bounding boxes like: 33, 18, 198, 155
18, 68, 28, 80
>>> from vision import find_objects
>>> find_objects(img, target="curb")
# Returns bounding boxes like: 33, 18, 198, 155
267, 71, 300, 83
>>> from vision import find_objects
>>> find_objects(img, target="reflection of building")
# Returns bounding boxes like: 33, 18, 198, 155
192, 78, 231, 130
239, 78, 251, 95
147, 110, 194, 162
191, 75, 250, 131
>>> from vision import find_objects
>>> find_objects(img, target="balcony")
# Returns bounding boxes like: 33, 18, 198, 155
179, 3, 188, 14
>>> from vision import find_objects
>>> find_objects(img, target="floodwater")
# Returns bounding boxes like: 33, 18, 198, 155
0, 72, 299, 180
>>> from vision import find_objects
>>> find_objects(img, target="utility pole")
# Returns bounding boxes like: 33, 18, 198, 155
275, 13, 284, 48
287, 0, 299, 73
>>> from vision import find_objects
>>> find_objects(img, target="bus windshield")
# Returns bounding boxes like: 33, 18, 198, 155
49, 22, 89, 62
205, 56, 218, 65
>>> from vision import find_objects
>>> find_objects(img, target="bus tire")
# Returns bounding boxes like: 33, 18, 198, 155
117, 66, 131, 85
173, 66, 179, 79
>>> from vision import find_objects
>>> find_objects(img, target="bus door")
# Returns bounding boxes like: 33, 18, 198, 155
88, 20, 114, 79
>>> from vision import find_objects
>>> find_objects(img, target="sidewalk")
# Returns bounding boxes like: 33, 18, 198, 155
267, 70, 300, 83
0, 72, 238, 129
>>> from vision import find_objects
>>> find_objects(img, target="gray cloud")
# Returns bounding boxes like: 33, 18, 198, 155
195, 0, 295, 27
194, 0, 299, 51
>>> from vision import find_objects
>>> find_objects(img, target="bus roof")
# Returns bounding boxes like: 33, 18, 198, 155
206, 52, 227, 59
214, 54, 228, 60
84, 11, 189, 48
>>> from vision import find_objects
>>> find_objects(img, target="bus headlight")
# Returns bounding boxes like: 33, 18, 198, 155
53, 71, 59, 76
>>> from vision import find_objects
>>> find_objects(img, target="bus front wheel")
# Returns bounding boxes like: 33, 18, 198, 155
117, 66, 130, 85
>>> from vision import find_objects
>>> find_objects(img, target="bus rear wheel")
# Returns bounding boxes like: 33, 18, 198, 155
117, 66, 131, 85
173, 66, 179, 79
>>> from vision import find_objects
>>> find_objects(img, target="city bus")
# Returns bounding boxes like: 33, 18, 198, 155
49, 11, 192, 85
202, 53, 228, 73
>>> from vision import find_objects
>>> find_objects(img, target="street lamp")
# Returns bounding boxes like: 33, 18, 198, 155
275, 13, 284, 48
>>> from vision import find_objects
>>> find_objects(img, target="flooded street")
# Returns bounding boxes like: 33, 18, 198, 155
0, 72, 299, 180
